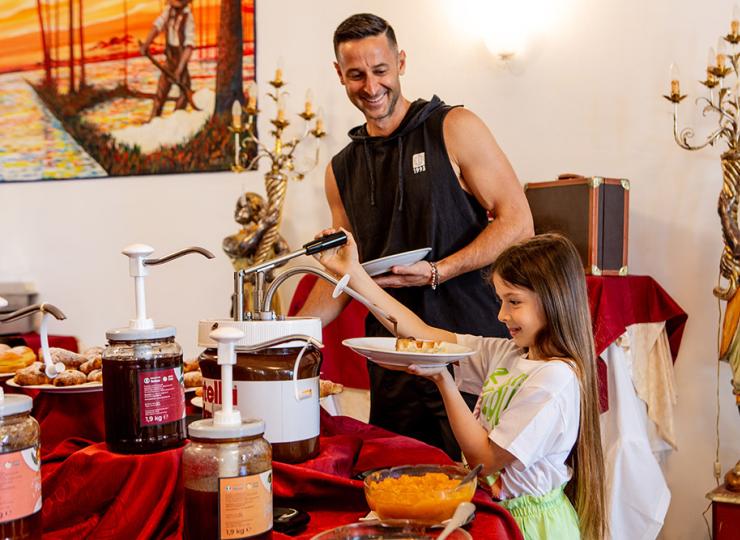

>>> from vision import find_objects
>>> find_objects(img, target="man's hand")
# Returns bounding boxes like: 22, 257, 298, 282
373, 261, 432, 288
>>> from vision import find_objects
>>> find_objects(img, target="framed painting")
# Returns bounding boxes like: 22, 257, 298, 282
0, 0, 255, 182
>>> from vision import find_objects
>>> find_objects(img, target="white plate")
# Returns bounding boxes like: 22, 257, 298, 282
342, 337, 476, 367
0, 372, 15, 379
191, 396, 203, 408
184, 386, 200, 395
6, 379, 103, 393
361, 248, 432, 277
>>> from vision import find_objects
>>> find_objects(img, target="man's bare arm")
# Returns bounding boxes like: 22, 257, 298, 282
375, 107, 533, 287
294, 164, 352, 326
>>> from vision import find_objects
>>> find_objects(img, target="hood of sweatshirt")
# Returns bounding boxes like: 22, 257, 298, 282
346, 95, 446, 210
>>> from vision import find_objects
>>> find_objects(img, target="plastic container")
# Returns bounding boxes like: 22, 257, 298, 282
198, 318, 322, 463
364, 465, 477, 524
310, 520, 472, 540
183, 423, 273, 539
0, 391, 42, 539
102, 335, 185, 453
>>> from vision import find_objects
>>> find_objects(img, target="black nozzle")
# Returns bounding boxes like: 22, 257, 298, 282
302, 231, 348, 256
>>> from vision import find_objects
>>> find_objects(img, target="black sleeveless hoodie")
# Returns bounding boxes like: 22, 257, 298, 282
332, 95, 505, 339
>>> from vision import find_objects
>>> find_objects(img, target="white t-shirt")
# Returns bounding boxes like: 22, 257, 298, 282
454, 334, 580, 500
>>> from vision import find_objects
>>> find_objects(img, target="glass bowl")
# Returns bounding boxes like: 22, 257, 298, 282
310, 520, 473, 540
363, 464, 476, 524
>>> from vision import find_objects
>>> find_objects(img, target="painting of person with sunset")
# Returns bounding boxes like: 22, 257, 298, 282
0, 0, 255, 181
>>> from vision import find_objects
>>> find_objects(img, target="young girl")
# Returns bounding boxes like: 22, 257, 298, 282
315, 231, 606, 540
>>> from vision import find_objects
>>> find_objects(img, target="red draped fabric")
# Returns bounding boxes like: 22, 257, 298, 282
34, 410, 521, 539
20, 332, 79, 353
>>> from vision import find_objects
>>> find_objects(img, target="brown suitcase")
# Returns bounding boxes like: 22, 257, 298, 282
523, 174, 629, 276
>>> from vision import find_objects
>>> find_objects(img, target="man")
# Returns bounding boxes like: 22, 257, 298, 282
300, 13, 533, 458
140, 0, 195, 121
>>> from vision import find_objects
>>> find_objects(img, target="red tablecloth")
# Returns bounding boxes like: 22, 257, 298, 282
37, 411, 522, 539
288, 275, 688, 398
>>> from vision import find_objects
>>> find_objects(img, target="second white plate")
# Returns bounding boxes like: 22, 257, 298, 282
342, 337, 475, 367
361, 248, 432, 277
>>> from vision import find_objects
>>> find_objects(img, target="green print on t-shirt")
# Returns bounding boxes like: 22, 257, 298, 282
480, 368, 529, 428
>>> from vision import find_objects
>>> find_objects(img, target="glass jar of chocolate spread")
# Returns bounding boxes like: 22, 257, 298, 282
183, 419, 272, 540
102, 329, 185, 454
197, 318, 323, 464
0, 390, 42, 540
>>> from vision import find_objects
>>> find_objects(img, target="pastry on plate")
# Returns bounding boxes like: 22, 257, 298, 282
87, 369, 103, 383
40, 347, 86, 369
0, 345, 36, 374
52, 369, 87, 386
184, 370, 202, 388
319, 379, 344, 398
184, 360, 200, 373
79, 357, 102, 374
395, 337, 446, 354
14, 362, 50, 386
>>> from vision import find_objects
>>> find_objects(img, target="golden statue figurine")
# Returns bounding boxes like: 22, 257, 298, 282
223, 192, 289, 315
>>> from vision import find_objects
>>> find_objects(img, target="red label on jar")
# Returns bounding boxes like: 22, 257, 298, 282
138, 367, 185, 427
0, 446, 42, 523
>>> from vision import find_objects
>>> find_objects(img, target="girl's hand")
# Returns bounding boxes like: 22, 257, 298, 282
314, 227, 361, 276
377, 362, 451, 384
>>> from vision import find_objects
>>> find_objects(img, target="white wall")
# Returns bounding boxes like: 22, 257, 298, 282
1, 0, 739, 538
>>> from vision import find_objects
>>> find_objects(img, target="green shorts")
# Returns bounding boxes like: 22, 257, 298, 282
500, 484, 580, 540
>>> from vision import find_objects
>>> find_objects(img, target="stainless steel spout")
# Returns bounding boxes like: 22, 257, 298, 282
0, 303, 66, 324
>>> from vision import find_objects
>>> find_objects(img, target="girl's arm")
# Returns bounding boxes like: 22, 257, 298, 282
316, 229, 455, 343
416, 367, 516, 476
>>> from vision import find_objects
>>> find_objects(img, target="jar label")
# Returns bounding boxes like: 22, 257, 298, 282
219, 470, 272, 539
138, 366, 185, 427
0, 446, 42, 524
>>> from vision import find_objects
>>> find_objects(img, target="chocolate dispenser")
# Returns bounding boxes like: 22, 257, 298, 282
102, 244, 213, 454
198, 231, 399, 463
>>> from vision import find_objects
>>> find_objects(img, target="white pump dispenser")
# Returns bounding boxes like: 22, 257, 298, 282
189, 327, 265, 440
212, 327, 244, 428
123, 244, 156, 331
107, 244, 214, 341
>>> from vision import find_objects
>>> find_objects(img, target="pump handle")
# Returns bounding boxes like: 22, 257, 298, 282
0, 303, 66, 324
145, 246, 215, 266
302, 231, 347, 256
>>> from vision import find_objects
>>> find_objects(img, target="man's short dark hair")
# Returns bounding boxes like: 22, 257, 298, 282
333, 13, 397, 56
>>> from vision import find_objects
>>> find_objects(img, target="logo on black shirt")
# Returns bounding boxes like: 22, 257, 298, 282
412, 152, 426, 173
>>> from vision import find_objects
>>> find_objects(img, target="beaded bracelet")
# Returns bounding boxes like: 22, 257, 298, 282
429, 261, 440, 290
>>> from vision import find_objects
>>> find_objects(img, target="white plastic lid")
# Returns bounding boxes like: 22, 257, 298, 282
106, 325, 176, 341
0, 388, 32, 416
197, 318, 321, 349
188, 417, 265, 440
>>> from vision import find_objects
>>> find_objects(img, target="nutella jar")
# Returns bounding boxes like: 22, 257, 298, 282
0, 390, 42, 540
183, 420, 272, 540
198, 318, 322, 463
102, 333, 185, 454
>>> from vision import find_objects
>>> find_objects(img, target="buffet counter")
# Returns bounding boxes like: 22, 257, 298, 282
20, 405, 521, 539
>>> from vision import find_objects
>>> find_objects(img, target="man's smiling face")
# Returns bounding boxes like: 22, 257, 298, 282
334, 33, 406, 126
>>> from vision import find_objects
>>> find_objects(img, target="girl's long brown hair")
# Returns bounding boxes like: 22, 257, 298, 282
491, 233, 607, 540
